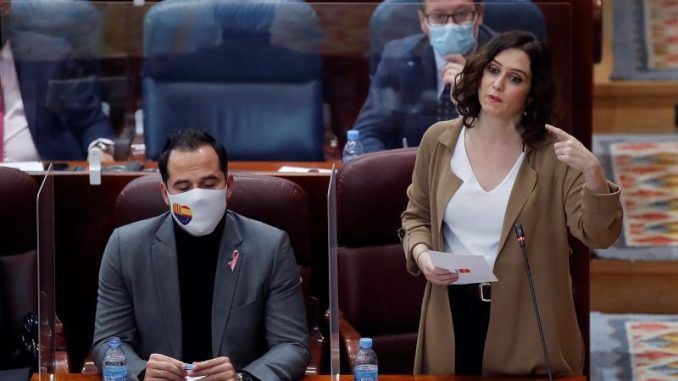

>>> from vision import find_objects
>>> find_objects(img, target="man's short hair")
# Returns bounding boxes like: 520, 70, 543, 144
419, 0, 482, 11
158, 129, 229, 184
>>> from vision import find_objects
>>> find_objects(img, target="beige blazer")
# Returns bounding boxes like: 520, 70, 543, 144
401, 119, 623, 376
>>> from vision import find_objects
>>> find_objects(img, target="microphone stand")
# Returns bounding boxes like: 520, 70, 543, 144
515, 224, 553, 381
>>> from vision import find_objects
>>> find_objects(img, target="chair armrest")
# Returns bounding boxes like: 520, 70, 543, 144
324, 309, 361, 371
81, 349, 99, 374
304, 295, 324, 376
55, 316, 70, 373
338, 314, 361, 370
305, 325, 324, 376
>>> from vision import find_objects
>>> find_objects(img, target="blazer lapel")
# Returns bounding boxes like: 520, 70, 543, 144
150, 214, 182, 358
496, 149, 538, 256
212, 212, 244, 356
435, 125, 463, 248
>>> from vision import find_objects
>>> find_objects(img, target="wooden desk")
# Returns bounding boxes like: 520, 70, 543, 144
49, 161, 338, 173
35, 374, 586, 381
35, 162, 335, 371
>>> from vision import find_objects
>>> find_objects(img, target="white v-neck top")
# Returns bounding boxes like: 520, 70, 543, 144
442, 127, 525, 269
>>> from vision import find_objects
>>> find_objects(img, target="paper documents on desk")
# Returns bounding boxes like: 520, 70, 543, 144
278, 165, 331, 174
428, 250, 498, 285
0, 161, 44, 172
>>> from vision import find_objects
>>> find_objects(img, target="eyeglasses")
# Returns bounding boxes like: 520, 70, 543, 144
424, 10, 477, 26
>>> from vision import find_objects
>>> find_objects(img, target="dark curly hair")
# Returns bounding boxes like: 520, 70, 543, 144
452, 30, 557, 147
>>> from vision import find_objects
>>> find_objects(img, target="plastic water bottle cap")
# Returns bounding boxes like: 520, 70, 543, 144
359, 337, 372, 349
347, 129, 360, 141
108, 337, 121, 348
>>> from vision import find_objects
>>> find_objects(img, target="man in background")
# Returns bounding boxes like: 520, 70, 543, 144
353, 0, 494, 152
0, 0, 115, 162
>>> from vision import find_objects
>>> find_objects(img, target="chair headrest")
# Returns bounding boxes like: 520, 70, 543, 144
337, 148, 417, 246
113, 173, 313, 264
143, 0, 322, 81
9, 0, 101, 58
10, 0, 100, 36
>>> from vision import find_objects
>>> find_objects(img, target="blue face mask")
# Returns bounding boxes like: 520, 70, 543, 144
428, 22, 476, 56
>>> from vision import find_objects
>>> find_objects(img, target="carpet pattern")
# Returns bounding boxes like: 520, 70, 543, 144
591, 312, 678, 381
611, 141, 678, 247
612, 0, 678, 80
645, 0, 678, 70
627, 320, 678, 379
592, 134, 678, 260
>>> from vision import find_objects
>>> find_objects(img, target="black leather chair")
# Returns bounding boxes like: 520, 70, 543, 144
335, 148, 426, 373
142, 0, 324, 161
0, 167, 68, 372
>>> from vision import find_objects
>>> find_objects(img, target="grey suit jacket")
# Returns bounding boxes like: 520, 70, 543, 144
93, 211, 310, 381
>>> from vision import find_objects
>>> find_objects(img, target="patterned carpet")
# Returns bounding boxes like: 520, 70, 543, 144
645, 0, 678, 70
612, 0, 678, 80
611, 141, 678, 247
591, 312, 678, 381
593, 134, 678, 260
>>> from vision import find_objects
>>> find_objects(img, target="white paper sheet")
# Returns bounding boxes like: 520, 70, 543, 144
0, 161, 44, 172
428, 250, 498, 285
278, 165, 331, 174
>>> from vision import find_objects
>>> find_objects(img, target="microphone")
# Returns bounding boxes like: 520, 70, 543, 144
514, 224, 553, 381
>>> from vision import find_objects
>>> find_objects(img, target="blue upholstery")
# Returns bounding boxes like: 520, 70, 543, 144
142, 0, 324, 160
369, 0, 547, 75
9, 0, 101, 59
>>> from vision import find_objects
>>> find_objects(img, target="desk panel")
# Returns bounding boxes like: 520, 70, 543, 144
36, 374, 586, 381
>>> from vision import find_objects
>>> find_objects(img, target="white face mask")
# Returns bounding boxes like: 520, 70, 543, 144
167, 187, 227, 237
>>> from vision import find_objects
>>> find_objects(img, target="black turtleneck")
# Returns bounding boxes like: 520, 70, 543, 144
173, 216, 226, 363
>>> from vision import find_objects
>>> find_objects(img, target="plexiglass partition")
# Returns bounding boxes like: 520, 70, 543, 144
3, 1, 573, 164
5, 0, 579, 375
327, 164, 340, 379
37, 164, 55, 379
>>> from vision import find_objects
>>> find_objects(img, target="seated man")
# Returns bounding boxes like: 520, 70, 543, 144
0, 0, 115, 162
353, 0, 494, 152
93, 130, 309, 381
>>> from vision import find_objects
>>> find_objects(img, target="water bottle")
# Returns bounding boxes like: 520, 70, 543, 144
103, 337, 127, 381
130, 108, 146, 161
354, 337, 378, 381
342, 129, 364, 163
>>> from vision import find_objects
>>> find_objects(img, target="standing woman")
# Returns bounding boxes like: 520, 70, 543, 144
401, 31, 622, 376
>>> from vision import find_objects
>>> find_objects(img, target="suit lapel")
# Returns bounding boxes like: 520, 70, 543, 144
150, 214, 182, 358
418, 38, 438, 99
211, 212, 244, 356
496, 149, 538, 256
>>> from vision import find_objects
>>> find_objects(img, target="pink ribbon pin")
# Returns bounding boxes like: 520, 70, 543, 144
227, 250, 240, 271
